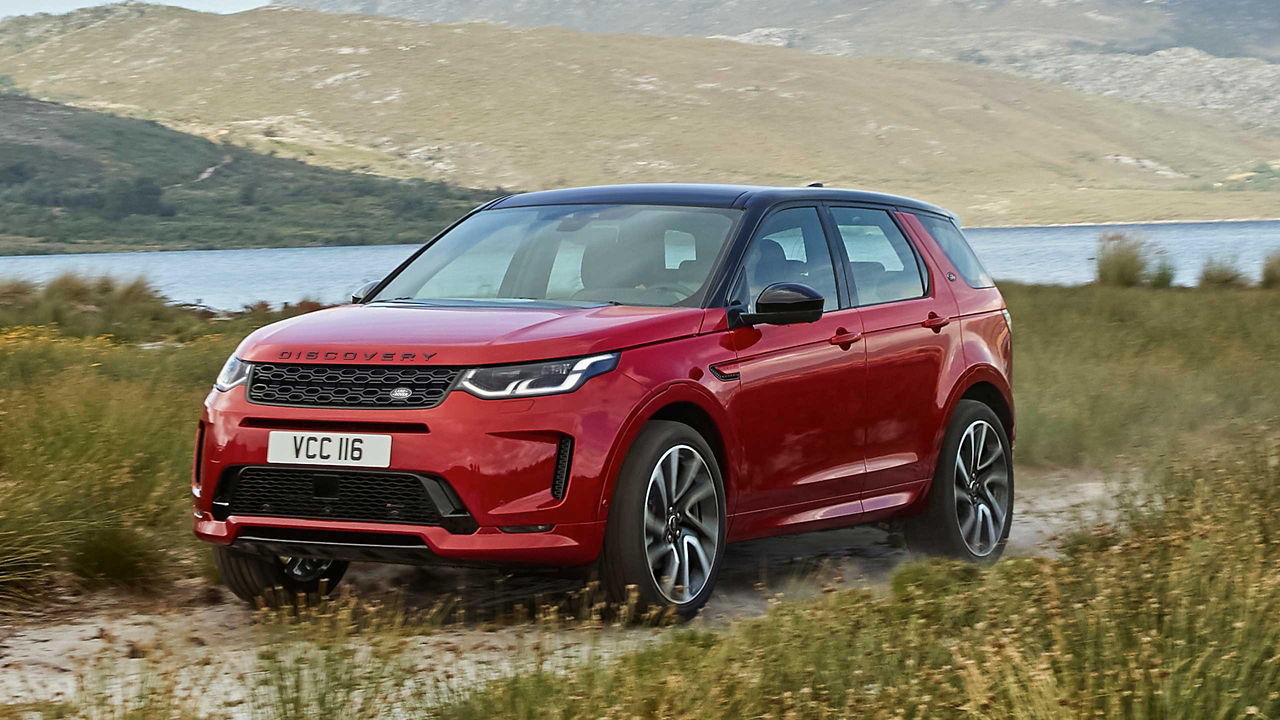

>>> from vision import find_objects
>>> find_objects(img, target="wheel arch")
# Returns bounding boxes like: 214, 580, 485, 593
959, 380, 1014, 441
594, 382, 739, 521
904, 367, 1014, 517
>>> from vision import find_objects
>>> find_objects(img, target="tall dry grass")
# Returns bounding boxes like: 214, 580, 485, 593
1094, 232, 1147, 287
1262, 251, 1280, 289
3, 277, 1280, 598
36, 439, 1280, 719
1003, 282, 1280, 466
0, 277, 320, 600
1198, 257, 1249, 288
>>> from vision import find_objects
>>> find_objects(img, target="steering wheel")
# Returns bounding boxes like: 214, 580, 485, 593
642, 283, 696, 297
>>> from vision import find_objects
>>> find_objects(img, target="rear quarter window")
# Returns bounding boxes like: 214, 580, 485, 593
914, 214, 995, 289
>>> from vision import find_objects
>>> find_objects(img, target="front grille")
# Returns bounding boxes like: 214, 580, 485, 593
216, 467, 476, 532
247, 363, 460, 409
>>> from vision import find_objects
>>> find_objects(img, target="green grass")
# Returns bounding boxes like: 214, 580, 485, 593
0, 95, 494, 254
1003, 283, 1280, 466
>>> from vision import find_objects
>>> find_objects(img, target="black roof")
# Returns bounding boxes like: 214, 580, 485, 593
488, 183, 956, 220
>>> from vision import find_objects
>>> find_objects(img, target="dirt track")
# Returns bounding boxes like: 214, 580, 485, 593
0, 467, 1113, 705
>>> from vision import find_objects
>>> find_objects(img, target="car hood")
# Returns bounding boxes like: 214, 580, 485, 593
236, 303, 708, 366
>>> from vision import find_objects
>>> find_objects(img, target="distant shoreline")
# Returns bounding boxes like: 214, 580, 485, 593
3, 217, 1280, 259
971, 217, 1280, 230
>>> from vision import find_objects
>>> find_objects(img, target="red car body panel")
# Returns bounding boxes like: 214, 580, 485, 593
193, 186, 1013, 568
236, 304, 709, 367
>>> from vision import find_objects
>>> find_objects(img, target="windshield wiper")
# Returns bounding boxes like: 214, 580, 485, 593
372, 297, 439, 305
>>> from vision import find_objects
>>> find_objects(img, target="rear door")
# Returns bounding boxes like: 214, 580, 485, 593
824, 206, 960, 507
721, 205, 867, 516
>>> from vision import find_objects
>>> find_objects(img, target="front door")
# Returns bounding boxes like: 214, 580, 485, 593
826, 206, 960, 507
722, 206, 867, 516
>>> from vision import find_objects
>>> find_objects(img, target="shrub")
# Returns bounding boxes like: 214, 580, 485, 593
1263, 251, 1280, 290
1147, 256, 1175, 288
66, 524, 164, 589
101, 176, 169, 220
1199, 256, 1248, 288
1095, 232, 1146, 287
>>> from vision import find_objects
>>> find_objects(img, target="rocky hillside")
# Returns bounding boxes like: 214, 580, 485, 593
282, 0, 1280, 132
1, 4, 1277, 225
282, 0, 1280, 60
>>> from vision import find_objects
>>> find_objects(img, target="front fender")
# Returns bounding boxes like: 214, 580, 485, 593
593, 379, 741, 521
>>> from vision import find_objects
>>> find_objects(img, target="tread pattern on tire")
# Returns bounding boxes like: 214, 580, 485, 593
213, 545, 347, 605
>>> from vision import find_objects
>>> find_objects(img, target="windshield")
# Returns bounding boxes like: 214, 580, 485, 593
371, 204, 742, 308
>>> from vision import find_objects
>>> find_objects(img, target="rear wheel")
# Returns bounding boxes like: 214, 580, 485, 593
213, 545, 348, 605
904, 400, 1013, 563
601, 421, 726, 618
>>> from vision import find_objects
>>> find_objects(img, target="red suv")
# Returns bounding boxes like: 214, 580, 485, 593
194, 184, 1013, 615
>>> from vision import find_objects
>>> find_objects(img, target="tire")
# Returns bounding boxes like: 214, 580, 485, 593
213, 546, 348, 606
601, 420, 727, 619
904, 399, 1014, 564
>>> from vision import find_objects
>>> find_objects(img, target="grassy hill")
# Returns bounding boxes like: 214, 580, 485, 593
282, 0, 1280, 62
1, 4, 1278, 226
0, 94, 492, 254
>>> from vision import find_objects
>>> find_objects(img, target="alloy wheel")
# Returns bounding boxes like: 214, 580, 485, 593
643, 444, 721, 604
953, 420, 1010, 557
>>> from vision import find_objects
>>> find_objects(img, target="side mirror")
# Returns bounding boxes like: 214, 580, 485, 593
351, 281, 379, 304
737, 283, 824, 326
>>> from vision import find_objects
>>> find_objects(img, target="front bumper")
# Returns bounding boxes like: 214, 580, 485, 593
192, 370, 646, 567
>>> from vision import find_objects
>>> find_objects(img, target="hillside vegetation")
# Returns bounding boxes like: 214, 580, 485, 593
2, 4, 1278, 226
0, 95, 491, 254
283, 0, 1280, 62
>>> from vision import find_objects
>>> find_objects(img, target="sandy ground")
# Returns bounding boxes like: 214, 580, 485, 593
0, 467, 1115, 707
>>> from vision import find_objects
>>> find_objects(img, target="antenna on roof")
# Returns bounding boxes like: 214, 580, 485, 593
807, 182, 824, 187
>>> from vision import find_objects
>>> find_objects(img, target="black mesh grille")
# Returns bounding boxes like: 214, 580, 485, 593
247, 363, 460, 409
552, 436, 573, 500
222, 467, 446, 526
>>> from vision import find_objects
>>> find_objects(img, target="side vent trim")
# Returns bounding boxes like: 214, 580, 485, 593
552, 435, 574, 500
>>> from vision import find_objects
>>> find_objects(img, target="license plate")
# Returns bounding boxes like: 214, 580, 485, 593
267, 431, 391, 468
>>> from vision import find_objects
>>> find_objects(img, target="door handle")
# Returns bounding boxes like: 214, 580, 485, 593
829, 328, 862, 349
922, 312, 951, 331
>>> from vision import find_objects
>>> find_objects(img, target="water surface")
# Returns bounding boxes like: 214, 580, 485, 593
3, 220, 1278, 308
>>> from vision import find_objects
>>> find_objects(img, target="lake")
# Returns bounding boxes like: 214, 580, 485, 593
2, 220, 1278, 308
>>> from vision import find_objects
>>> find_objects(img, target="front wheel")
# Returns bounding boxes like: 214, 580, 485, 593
213, 545, 348, 605
601, 421, 727, 618
904, 399, 1013, 564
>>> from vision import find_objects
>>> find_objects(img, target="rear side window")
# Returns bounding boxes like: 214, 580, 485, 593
913, 214, 994, 288
830, 207, 925, 306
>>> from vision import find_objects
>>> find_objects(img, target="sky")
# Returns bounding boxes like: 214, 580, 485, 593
0, 0, 266, 19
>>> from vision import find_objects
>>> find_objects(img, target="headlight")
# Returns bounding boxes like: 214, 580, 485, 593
214, 355, 251, 391
459, 353, 619, 399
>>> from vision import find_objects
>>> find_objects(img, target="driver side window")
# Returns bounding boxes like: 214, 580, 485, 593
732, 207, 838, 312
